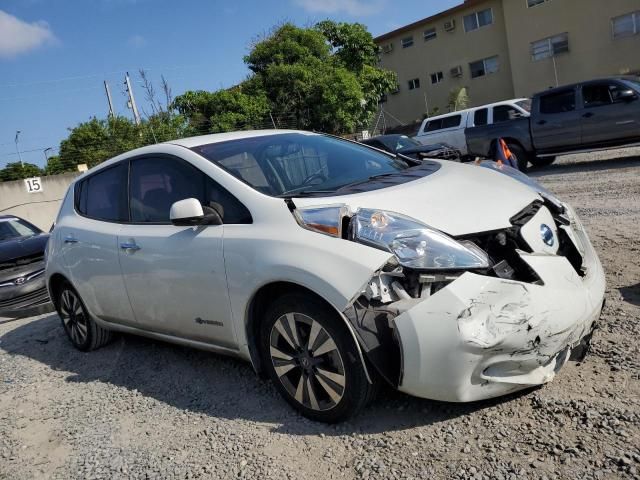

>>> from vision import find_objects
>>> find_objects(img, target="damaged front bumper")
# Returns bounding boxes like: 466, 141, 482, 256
344, 205, 606, 403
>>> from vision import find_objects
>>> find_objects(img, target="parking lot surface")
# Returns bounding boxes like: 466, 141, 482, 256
1, 148, 639, 480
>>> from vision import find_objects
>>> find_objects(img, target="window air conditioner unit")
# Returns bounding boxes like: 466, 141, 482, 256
450, 65, 463, 77
381, 43, 393, 53
444, 19, 456, 32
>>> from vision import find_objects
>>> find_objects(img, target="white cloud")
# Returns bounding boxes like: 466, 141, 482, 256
293, 0, 385, 16
0, 10, 57, 59
127, 34, 148, 48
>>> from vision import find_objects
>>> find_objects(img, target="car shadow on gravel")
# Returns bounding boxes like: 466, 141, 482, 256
1, 314, 535, 435
619, 283, 640, 307
528, 155, 640, 177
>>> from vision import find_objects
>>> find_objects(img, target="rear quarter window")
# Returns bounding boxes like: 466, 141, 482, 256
441, 115, 462, 129
75, 163, 128, 222
539, 89, 576, 114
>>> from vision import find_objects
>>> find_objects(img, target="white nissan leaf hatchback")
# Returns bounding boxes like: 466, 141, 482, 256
46, 130, 605, 422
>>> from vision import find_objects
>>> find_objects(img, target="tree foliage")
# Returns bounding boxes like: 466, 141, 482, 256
174, 20, 396, 134
0, 162, 42, 182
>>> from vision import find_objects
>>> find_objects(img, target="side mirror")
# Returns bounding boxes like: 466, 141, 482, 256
617, 89, 637, 102
170, 198, 222, 226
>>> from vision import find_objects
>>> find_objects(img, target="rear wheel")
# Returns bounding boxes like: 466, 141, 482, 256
529, 156, 556, 168
260, 293, 374, 423
57, 283, 112, 351
506, 142, 529, 173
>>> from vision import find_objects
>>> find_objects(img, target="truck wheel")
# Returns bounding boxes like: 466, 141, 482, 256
260, 292, 375, 423
506, 143, 529, 173
529, 156, 556, 167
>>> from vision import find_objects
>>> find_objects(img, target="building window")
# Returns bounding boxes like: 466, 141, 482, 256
424, 28, 437, 41
430, 72, 444, 84
527, 0, 550, 7
469, 56, 499, 78
463, 8, 493, 32
390, 84, 400, 94
381, 43, 394, 54
401, 36, 414, 48
531, 33, 569, 61
612, 11, 639, 38
408, 78, 420, 90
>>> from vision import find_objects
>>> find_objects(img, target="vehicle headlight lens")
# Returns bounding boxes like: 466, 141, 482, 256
352, 209, 489, 270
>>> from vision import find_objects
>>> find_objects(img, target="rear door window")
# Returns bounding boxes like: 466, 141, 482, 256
473, 109, 488, 126
539, 89, 576, 114
493, 105, 520, 123
76, 163, 128, 222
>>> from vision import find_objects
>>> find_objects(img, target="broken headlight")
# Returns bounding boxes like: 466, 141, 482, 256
351, 209, 489, 270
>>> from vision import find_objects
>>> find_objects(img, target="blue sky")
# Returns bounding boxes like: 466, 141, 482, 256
0, 0, 458, 168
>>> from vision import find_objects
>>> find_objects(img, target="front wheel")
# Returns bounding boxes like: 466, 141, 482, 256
260, 293, 375, 423
57, 283, 112, 351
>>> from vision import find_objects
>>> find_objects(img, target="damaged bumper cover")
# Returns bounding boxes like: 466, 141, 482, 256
344, 205, 605, 403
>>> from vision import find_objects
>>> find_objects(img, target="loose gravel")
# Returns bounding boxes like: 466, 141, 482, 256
1, 147, 639, 480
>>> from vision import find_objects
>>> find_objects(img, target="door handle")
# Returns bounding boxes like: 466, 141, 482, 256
583, 112, 594, 118
120, 242, 141, 251
64, 236, 78, 244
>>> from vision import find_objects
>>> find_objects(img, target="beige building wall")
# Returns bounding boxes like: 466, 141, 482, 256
0, 173, 79, 230
377, 0, 514, 125
503, 0, 640, 98
376, 0, 640, 128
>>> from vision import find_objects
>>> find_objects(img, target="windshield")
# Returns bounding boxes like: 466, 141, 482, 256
0, 218, 40, 242
393, 136, 421, 151
193, 133, 415, 197
516, 99, 532, 112
622, 78, 640, 91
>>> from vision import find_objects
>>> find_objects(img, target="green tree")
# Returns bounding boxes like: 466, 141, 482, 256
448, 87, 470, 111
174, 21, 397, 135
57, 116, 142, 171
0, 162, 42, 182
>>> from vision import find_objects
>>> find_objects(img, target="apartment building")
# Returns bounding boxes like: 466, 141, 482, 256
375, 0, 640, 125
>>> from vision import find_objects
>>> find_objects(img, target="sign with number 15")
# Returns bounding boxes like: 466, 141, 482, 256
24, 177, 43, 193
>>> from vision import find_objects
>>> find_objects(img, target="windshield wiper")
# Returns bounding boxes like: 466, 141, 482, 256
278, 189, 336, 198
336, 172, 400, 191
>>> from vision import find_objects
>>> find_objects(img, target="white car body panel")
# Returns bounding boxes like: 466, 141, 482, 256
45, 130, 606, 407
394, 205, 604, 401
294, 160, 540, 237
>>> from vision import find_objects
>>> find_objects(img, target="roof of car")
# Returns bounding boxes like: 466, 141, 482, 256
167, 129, 318, 148
422, 98, 530, 122
534, 76, 640, 96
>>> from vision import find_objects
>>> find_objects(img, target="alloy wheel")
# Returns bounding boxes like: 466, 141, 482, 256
269, 312, 346, 411
60, 289, 88, 345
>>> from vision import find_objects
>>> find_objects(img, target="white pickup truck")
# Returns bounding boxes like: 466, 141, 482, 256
414, 99, 531, 158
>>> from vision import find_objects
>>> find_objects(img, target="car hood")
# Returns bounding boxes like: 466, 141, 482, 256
293, 161, 541, 236
0, 234, 49, 263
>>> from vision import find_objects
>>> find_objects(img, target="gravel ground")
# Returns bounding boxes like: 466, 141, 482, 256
1, 147, 639, 480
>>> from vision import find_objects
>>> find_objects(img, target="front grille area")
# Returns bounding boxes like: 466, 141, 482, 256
458, 200, 585, 284
0, 286, 50, 310
0, 253, 44, 272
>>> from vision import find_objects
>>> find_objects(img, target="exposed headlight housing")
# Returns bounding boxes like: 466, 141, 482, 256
351, 209, 489, 270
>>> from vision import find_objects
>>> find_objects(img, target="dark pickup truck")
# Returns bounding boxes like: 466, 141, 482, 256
466, 76, 640, 171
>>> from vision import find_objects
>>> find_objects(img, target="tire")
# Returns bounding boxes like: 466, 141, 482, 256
506, 142, 530, 173
56, 282, 112, 352
259, 293, 375, 423
529, 156, 556, 168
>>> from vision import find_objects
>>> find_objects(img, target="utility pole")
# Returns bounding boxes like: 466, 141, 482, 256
104, 80, 115, 118
124, 72, 141, 126
14, 130, 23, 168
43, 147, 53, 165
